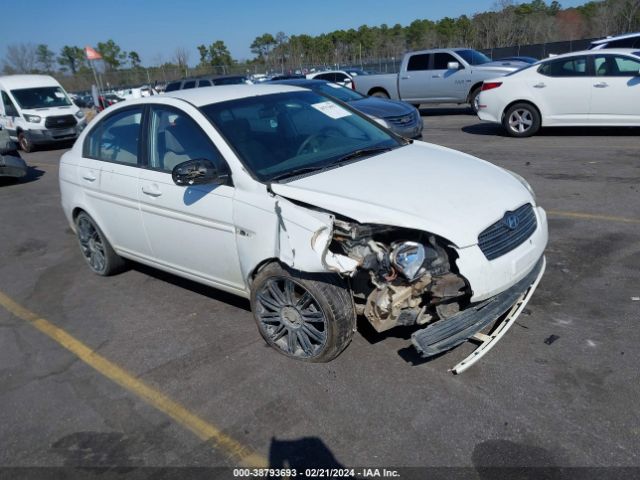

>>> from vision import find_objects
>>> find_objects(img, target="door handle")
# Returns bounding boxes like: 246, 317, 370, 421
533, 82, 546, 88
141, 185, 162, 197
594, 82, 609, 88
82, 172, 96, 182
400, 76, 410, 80
432, 75, 441, 78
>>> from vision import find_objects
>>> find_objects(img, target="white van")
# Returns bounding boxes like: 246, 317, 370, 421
0, 75, 87, 152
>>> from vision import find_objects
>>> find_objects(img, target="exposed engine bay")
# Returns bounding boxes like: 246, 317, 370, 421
330, 219, 469, 332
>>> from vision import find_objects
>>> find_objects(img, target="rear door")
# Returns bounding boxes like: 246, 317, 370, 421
590, 53, 640, 124
82, 106, 150, 257
428, 52, 469, 101
138, 104, 244, 290
399, 53, 431, 102
531, 55, 592, 124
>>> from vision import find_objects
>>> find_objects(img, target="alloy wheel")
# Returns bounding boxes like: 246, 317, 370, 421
255, 277, 328, 358
508, 109, 533, 134
76, 216, 107, 273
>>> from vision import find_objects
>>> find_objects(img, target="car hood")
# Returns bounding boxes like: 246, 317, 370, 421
348, 97, 415, 119
271, 142, 533, 248
21, 105, 79, 116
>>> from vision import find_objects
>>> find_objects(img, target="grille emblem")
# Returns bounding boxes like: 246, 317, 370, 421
503, 212, 519, 230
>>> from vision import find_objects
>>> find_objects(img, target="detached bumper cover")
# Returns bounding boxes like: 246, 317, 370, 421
412, 255, 545, 370
0, 154, 28, 178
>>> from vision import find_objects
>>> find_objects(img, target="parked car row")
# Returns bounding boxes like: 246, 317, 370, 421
477, 48, 640, 136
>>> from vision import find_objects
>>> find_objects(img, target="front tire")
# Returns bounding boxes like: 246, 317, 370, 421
74, 212, 126, 276
251, 263, 355, 362
18, 133, 34, 153
503, 103, 541, 137
469, 87, 482, 115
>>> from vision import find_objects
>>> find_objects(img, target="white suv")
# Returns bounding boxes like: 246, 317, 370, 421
59, 84, 547, 372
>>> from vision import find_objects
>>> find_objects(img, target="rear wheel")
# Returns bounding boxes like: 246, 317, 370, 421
251, 263, 355, 362
18, 133, 34, 153
74, 212, 126, 276
370, 90, 389, 99
502, 103, 541, 137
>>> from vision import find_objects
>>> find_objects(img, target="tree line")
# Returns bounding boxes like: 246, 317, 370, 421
2, 0, 639, 81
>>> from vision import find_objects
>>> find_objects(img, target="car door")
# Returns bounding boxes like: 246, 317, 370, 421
590, 53, 640, 124
138, 104, 244, 290
0, 91, 19, 138
399, 53, 431, 102
428, 52, 469, 101
82, 106, 151, 258
531, 55, 592, 124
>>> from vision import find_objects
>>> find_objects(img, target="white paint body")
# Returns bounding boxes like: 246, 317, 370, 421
0, 75, 87, 144
60, 85, 547, 304
478, 49, 640, 127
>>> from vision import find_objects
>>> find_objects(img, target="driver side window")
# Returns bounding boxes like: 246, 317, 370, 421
148, 106, 226, 173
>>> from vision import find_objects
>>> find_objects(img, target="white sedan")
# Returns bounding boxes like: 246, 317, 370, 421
59, 84, 547, 372
477, 48, 640, 137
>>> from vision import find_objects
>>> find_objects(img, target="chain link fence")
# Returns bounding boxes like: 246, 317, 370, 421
56, 38, 600, 93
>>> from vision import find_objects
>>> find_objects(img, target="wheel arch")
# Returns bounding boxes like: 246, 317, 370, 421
467, 82, 484, 102
367, 87, 390, 97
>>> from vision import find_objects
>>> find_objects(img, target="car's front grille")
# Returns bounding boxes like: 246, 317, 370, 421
385, 112, 417, 127
44, 115, 77, 129
478, 203, 537, 260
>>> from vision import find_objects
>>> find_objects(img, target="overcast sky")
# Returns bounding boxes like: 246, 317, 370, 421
1, 0, 589, 66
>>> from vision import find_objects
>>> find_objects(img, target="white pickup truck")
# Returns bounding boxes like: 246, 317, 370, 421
354, 49, 524, 113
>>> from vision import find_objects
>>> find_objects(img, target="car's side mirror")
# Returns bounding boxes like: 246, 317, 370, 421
171, 159, 227, 186
447, 61, 461, 70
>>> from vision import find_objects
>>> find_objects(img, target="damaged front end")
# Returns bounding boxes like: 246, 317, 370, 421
329, 219, 470, 333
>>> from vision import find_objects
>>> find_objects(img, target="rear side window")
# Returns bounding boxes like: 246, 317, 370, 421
85, 107, 142, 165
165, 82, 181, 92
198, 79, 212, 87
433, 53, 459, 69
594, 54, 640, 76
538, 56, 587, 77
182, 81, 196, 89
314, 73, 335, 82
407, 54, 430, 71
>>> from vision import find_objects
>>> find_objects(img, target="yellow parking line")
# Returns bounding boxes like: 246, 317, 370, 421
547, 210, 640, 225
0, 290, 267, 468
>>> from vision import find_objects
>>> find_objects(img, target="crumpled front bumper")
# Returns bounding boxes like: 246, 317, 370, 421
0, 154, 28, 178
412, 255, 545, 372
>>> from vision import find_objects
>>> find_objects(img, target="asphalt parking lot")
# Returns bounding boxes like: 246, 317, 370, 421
1, 109, 639, 475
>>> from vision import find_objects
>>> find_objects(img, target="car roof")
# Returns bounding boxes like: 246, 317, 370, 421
161, 84, 303, 106
271, 79, 325, 87
0, 74, 62, 89
544, 48, 640, 60
591, 32, 640, 45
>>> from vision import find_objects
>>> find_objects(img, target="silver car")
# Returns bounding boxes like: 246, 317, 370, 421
272, 79, 423, 139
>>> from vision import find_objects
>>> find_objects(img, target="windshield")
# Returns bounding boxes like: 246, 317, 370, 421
455, 49, 492, 66
11, 86, 72, 109
200, 91, 402, 182
311, 82, 366, 102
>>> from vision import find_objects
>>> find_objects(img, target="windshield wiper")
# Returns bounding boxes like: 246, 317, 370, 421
330, 146, 394, 165
268, 165, 330, 182
268, 146, 396, 183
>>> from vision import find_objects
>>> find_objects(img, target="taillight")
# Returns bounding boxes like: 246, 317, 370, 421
351, 80, 356, 90
481, 82, 502, 91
